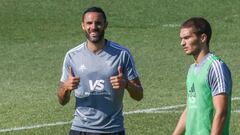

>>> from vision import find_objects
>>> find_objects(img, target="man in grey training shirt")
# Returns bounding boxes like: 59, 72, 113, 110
57, 6, 143, 135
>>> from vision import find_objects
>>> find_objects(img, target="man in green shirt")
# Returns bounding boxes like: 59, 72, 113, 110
172, 17, 232, 135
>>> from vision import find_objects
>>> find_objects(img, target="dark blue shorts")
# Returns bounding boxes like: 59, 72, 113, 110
69, 130, 125, 135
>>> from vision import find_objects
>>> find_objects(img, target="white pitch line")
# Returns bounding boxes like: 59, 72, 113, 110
123, 104, 185, 115
162, 24, 180, 28
232, 97, 240, 101
0, 104, 185, 133
136, 110, 183, 114
232, 110, 240, 113
0, 121, 71, 133
0, 97, 239, 133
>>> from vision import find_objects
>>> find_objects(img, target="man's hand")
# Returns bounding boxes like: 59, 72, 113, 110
110, 67, 127, 89
64, 67, 80, 91
110, 66, 143, 101
57, 66, 80, 105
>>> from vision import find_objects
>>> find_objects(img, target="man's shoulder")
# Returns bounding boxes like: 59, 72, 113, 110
107, 40, 130, 53
208, 54, 230, 70
67, 42, 86, 55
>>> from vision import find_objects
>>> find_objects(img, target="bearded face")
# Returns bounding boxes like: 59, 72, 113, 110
82, 12, 107, 44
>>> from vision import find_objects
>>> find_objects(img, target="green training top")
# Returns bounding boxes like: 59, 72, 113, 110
185, 55, 231, 135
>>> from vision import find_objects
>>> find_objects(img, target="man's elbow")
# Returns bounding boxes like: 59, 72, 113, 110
135, 95, 143, 101
218, 110, 228, 118
57, 94, 68, 106
59, 99, 67, 106
132, 92, 143, 101
215, 109, 228, 122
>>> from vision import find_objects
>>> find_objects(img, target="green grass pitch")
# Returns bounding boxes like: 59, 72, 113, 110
0, 0, 240, 134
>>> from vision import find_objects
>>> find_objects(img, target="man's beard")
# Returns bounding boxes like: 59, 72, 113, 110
85, 30, 105, 43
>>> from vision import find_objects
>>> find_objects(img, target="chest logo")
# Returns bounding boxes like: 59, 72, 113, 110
188, 83, 196, 103
80, 64, 87, 72
105, 60, 112, 66
89, 80, 105, 91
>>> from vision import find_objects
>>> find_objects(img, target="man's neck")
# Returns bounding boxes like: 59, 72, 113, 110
87, 39, 106, 54
193, 48, 210, 64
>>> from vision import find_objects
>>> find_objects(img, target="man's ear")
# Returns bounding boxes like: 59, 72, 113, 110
81, 22, 85, 30
104, 21, 108, 30
200, 33, 207, 44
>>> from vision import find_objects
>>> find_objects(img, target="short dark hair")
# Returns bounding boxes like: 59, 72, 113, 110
181, 17, 212, 46
82, 6, 107, 23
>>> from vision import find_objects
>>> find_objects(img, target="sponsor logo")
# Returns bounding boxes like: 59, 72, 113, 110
89, 80, 105, 91
75, 79, 110, 98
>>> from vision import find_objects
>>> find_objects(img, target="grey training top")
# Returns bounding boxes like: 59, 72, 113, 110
60, 40, 139, 133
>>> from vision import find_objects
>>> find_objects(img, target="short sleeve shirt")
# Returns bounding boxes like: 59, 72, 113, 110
60, 40, 139, 133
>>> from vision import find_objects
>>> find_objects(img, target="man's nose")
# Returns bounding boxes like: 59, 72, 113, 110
91, 23, 97, 29
181, 39, 185, 46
